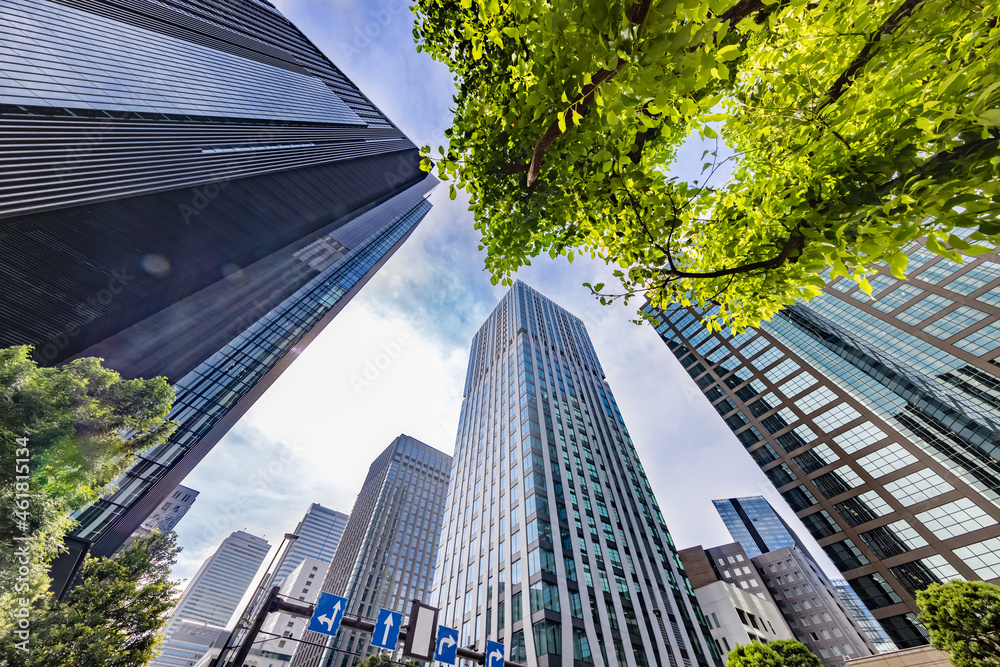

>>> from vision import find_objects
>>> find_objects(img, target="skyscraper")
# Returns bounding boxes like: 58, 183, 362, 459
0, 0, 435, 577
713, 496, 893, 654
433, 282, 719, 667
152, 530, 271, 667
291, 435, 452, 667
272, 504, 350, 589
644, 239, 1000, 649
712, 497, 808, 558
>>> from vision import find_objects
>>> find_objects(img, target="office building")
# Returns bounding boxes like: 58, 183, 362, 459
129, 485, 200, 541
153, 530, 271, 667
291, 435, 452, 667
253, 557, 332, 667
714, 496, 895, 654
644, 239, 1000, 648
713, 496, 809, 558
830, 580, 897, 654
272, 504, 349, 589
678, 546, 794, 660
433, 282, 719, 667
0, 0, 435, 580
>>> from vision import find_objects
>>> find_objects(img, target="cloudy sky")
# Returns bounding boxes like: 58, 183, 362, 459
172, 0, 839, 611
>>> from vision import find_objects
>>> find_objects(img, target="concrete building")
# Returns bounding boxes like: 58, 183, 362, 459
714, 496, 896, 653
291, 435, 451, 667
432, 282, 720, 667
153, 530, 270, 667
679, 546, 794, 660
644, 239, 1000, 648
272, 505, 349, 589
1, 0, 435, 585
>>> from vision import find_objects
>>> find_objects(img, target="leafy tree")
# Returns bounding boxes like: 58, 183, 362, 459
0, 345, 175, 614
768, 639, 821, 667
726, 642, 785, 667
414, 0, 1000, 329
918, 580, 1000, 667
0, 531, 182, 667
356, 655, 399, 667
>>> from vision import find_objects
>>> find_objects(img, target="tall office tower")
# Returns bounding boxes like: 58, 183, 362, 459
134, 485, 200, 539
829, 580, 897, 654
256, 557, 332, 667
644, 240, 1000, 649
714, 496, 894, 654
152, 530, 270, 667
431, 282, 719, 667
272, 504, 350, 589
291, 435, 452, 667
712, 496, 809, 558
0, 0, 435, 578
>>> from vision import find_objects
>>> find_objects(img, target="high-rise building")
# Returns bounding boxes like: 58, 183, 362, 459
644, 240, 1000, 649
256, 557, 333, 667
432, 282, 719, 667
713, 496, 895, 654
152, 530, 271, 667
133, 485, 200, 538
272, 504, 349, 589
712, 496, 809, 558
291, 435, 452, 667
0, 0, 435, 578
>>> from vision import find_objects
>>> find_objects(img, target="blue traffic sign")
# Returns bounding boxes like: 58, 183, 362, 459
370, 608, 403, 650
486, 640, 504, 667
309, 592, 348, 637
433, 625, 459, 664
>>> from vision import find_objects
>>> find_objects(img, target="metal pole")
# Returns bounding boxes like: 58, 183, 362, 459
230, 586, 281, 667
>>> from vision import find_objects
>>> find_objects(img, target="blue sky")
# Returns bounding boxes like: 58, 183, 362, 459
171, 0, 839, 613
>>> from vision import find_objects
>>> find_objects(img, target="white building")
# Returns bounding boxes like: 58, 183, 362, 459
253, 558, 332, 666
152, 531, 271, 667
694, 579, 795, 659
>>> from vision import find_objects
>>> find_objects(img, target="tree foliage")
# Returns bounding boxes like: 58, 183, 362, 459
0, 531, 182, 667
768, 639, 821, 667
414, 0, 1000, 329
0, 345, 175, 614
918, 580, 1000, 667
356, 655, 400, 667
726, 642, 785, 667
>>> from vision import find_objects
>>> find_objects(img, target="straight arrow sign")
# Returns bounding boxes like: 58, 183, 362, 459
370, 608, 402, 650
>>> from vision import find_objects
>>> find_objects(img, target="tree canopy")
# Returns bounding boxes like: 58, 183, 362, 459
413, 0, 1000, 329
726, 642, 785, 667
768, 639, 821, 667
0, 345, 175, 614
918, 580, 1000, 667
0, 531, 182, 667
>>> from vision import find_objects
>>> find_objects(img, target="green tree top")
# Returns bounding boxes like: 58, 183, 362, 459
918, 580, 1000, 667
768, 639, 821, 667
727, 642, 785, 667
0, 531, 182, 667
0, 345, 175, 611
414, 0, 1000, 330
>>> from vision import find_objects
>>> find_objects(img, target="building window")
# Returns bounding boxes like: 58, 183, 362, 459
922, 306, 990, 339
953, 537, 1000, 580
915, 498, 998, 540
849, 573, 902, 609
954, 321, 1000, 356
883, 469, 954, 506
813, 404, 861, 432
533, 620, 562, 656
833, 422, 888, 453
894, 294, 955, 325
857, 443, 919, 477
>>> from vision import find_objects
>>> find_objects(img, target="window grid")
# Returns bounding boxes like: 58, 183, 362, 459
857, 444, 920, 478
883, 469, 955, 506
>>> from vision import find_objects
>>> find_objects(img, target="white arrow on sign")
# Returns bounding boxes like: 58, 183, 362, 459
318, 600, 343, 631
438, 635, 456, 652
381, 612, 395, 644
489, 648, 503, 667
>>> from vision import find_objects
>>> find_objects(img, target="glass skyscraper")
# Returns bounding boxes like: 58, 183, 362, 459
0, 0, 435, 581
434, 282, 719, 667
644, 239, 1000, 649
272, 504, 350, 589
290, 435, 452, 667
712, 497, 807, 558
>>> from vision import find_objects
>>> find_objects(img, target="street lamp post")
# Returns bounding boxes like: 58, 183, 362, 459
212, 532, 299, 667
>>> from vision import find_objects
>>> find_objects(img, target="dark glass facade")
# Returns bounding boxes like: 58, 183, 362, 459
644, 239, 1000, 649
0, 0, 434, 581
712, 496, 808, 558
289, 435, 452, 667
434, 282, 720, 667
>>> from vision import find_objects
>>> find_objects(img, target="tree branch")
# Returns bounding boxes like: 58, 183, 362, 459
719, 0, 767, 26
818, 0, 924, 111
664, 233, 806, 279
